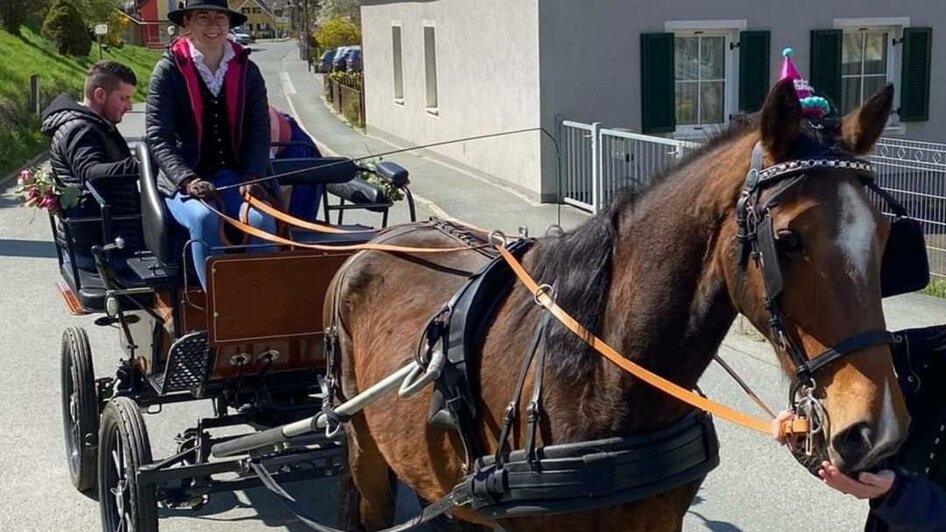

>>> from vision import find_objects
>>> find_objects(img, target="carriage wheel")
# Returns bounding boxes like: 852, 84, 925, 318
61, 326, 99, 493
97, 397, 157, 532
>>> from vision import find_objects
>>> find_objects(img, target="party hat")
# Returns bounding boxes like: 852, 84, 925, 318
779, 47, 830, 118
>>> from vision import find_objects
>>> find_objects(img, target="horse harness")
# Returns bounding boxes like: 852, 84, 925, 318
320, 221, 721, 525
735, 141, 930, 444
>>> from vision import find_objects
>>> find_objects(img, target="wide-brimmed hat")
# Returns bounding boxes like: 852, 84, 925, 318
168, 0, 247, 27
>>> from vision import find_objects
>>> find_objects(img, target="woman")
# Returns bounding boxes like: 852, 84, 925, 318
146, 0, 276, 290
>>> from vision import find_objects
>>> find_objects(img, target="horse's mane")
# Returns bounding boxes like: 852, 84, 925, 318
527, 117, 758, 379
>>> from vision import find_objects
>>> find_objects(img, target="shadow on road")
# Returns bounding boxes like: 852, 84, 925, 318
0, 238, 57, 259
688, 495, 744, 532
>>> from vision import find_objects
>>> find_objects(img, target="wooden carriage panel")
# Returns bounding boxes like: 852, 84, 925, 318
206, 251, 351, 346
210, 337, 325, 379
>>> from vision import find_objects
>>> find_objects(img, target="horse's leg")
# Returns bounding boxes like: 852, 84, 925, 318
342, 411, 397, 531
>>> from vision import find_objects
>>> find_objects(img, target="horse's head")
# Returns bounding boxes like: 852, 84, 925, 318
723, 79, 910, 474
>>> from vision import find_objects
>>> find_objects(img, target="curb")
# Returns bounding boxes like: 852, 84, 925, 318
281, 81, 458, 223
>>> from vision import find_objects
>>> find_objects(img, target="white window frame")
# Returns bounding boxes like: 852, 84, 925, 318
665, 20, 746, 139
422, 20, 439, 116
391, 22, 404, 105
834, 17, 908, 134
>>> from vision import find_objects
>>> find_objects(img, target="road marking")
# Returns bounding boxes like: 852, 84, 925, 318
279, 72, 297, 95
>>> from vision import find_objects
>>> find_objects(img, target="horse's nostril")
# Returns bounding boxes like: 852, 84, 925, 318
831, 422, 874, 470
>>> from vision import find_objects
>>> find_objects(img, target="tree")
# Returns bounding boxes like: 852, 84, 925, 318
0, 0, 33, 34
316, 0, 359, 25
75, 0, 120, 25
315, 16, 359, 51
42, 0, 92, 56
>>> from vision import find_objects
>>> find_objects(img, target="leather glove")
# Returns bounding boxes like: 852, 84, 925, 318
184, 179, 217, 200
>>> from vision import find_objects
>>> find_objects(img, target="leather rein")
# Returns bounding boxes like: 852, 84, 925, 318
201, 190, 811, 438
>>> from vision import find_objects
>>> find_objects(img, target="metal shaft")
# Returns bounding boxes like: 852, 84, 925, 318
212, 363, 418, 457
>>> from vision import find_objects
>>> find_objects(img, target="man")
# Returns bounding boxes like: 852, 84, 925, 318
774, 325, 946, 531
41, 60, 141, 269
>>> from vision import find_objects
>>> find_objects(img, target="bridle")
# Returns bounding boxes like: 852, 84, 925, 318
735, 142, 898, 436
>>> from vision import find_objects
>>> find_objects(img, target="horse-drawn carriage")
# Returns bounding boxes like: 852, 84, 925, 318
54, 139, 414, 530
53, 79, 936, 532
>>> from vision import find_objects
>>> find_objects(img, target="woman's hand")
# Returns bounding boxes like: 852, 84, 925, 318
184, 178, 217, 200
818, 462, 896, 500
771, 410, 800, 451
240, 183, 268, 199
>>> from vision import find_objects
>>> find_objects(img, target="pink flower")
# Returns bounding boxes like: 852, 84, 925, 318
18, 169, 34, 185
25, 187, 39, 200
45, 196, 61, 213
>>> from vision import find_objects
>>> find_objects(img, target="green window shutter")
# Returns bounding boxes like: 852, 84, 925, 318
738, 31, 771, 113
809, 30, 842, 107
641, 32, 675, 134
900, 27, 932, 122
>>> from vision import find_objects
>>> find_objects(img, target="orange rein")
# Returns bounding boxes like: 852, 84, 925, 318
216, 196, 807, 437
495, 246, 809, 438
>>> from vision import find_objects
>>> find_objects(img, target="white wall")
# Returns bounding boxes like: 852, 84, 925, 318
362, 0, 543, 197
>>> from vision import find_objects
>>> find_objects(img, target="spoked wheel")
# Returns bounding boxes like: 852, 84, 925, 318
61, 326, 99, 493
97, 397, 157, 532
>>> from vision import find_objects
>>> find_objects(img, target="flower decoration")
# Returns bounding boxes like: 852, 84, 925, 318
15, 166, 81, 216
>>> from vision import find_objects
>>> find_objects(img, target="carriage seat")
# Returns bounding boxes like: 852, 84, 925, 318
134, 142, 189, 274
59, 258, 154, 312
375, 161, 410, 187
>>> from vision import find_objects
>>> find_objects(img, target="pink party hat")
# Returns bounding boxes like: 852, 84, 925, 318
779, 47, 829, 118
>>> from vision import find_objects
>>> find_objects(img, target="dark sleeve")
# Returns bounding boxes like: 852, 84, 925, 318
146, 59, 196, 189
871, 473, 946, 530
64, 126, 138, 183
241, 60, 271, 179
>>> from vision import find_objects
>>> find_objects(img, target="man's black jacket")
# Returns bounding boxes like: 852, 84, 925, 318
41, 94, 142, 253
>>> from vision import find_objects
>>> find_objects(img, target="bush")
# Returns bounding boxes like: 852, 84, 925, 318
42, 0, 91, 56
315, 17, 360, 51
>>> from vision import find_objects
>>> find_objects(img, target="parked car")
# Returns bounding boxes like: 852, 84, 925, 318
332, 45, 360, 72
229, 26, 253, 45
316, 49, 337, 73
346, 48, 363, 72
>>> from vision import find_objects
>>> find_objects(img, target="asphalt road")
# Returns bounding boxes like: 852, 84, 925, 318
1, 39, 944, 531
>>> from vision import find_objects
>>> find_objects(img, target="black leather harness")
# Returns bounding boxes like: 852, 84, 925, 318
415, 223, 720, 516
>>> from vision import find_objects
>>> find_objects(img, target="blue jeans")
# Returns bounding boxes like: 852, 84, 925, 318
165, 170, 277, 290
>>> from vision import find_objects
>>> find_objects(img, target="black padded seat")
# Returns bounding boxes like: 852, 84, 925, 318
60, 258, 154, 312
326, 178, 389, 212
288, 226, 376, 246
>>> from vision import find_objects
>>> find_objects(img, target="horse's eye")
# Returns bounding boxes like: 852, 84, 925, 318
776, 229, 804, 256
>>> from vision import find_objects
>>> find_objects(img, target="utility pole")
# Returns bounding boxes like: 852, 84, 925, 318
302, 0, 311, 70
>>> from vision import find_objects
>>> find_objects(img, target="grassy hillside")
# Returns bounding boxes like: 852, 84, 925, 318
0, 27, 161, 176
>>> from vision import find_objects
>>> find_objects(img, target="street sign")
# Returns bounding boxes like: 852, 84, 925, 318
94, 23, 108, 36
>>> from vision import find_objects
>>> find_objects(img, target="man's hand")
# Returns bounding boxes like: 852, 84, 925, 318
818, 461, 896, 499
185, 179, 217, 200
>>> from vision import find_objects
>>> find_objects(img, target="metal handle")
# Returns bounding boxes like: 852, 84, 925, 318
398, 349, 446, 398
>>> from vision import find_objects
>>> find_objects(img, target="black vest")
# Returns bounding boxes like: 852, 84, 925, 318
196, 76, 240, 177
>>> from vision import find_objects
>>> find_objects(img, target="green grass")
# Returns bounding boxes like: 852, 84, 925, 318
0, 26, 161, 177
922, 278, 946, 298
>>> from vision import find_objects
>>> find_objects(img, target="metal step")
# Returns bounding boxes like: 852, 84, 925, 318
149, 331, 212, 396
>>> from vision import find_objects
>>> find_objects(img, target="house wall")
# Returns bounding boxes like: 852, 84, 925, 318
363, 0, 942, 199
361, 0, 543, 198
539, 0, 943, 140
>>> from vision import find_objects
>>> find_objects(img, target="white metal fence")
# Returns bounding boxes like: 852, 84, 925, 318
558, 119, 946, 278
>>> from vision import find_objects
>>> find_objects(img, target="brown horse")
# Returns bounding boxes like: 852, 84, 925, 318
324, 79, 910, 530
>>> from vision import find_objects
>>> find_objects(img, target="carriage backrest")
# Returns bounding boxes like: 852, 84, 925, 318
134, 141, 182, 269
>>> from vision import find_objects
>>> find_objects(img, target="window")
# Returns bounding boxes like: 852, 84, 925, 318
423, 24, 438, 112
392, 25, 404, 102
674, 34, 727, 127
841, 30, 892, 115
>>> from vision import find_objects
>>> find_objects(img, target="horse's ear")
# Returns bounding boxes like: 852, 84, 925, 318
839, 83, 894, 155
760, 78, 803, 161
